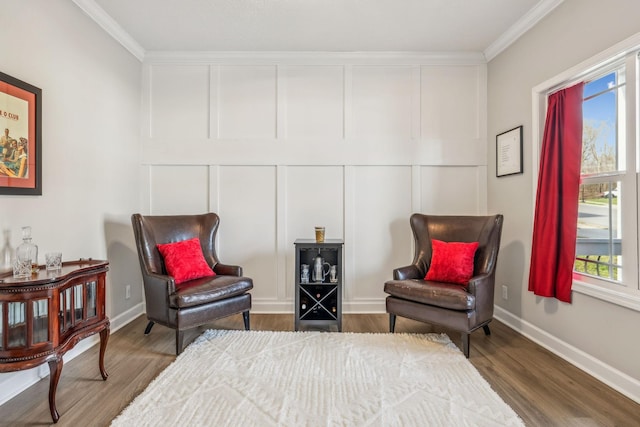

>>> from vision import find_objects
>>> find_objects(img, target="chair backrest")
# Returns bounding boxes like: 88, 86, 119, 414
131, 213, 220, 277
409, 214, 504, 277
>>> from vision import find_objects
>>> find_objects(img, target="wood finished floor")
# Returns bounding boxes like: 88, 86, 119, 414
0, 313, 638, 426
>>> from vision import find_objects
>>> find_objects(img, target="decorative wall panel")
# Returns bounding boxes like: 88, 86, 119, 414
351, 66, 415, 139
143, 55, 488, 312
419, 166, 483, 215
349, 166, 413, 302
280, 66, 344, 139
150, 165, 209, 214
217, 65, 277, 139
216, 166, 278, 301
421, 66, 482, 140
149, 65, 210, 139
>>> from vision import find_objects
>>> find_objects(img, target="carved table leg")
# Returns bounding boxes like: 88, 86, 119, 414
48, 355, 63, 423
99, 324, 110, 380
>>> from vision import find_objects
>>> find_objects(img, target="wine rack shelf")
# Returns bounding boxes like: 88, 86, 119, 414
294, 239, 343, 332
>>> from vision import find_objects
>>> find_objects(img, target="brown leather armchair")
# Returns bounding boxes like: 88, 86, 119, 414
384, 214, 503, 358
131, 213, 253, 355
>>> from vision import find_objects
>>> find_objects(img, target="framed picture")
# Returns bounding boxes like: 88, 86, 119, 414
496, 125, 523, 177
0, 71, 42, 195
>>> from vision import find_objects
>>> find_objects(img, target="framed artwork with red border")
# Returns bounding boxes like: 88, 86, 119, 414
0, 71, 42, 195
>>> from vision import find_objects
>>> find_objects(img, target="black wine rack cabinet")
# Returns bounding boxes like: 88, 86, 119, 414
294, 239, 343, 332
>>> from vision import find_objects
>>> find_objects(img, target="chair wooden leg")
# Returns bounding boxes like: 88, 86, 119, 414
144, 321, 154, 335
176, 330, 184, 355
243, 311, 250, 330
461, 333, 470, 358
389, 314, 396, 333
483, 324, 491, 336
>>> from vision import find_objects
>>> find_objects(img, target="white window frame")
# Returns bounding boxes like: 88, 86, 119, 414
532, 33, 640, 312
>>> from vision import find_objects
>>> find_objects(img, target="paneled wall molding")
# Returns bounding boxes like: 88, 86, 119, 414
140, 143, 486, 166
142, 60, 487, 166
144, 163, 486, 313
142, 55, 489, 314
143, 51, 487, 66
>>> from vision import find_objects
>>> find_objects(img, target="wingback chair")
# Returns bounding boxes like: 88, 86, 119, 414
131, 213, 253, 355
384, 214, 503, 358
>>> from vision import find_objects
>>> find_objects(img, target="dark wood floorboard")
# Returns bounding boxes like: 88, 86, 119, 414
0, 314, 638, 426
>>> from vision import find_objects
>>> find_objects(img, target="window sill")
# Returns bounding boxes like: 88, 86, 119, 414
572, 279, 640, 312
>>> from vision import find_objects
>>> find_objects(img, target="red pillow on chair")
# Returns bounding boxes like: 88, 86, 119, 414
425, 239, 479, 285
157, 237, 216, 285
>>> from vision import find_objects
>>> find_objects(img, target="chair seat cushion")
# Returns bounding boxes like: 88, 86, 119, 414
169, 275, 253, 309
384, 279, 475, 311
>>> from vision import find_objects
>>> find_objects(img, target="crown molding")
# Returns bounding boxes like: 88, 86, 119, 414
71, 0, 145, 61
484, 0, 565, 62
72, 0, 558, 65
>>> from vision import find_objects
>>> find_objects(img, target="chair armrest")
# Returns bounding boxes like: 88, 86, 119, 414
142, 272, 175, 322
393, 265, 422, 280
214, 263, 243, 277
467, 273, 491, 295
144, 272, 176, 295
467, 273, 495, 324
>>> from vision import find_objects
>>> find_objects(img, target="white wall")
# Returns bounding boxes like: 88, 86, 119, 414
140, 55, 489, 313
0, 1, 142, 404
488, 0, 640, 401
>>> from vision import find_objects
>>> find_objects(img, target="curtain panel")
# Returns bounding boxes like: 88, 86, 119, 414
528, 83, 584, 303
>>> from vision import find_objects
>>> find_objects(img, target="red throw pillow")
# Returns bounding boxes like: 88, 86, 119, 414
156, 237, 216, 285
425, 239, 479, 285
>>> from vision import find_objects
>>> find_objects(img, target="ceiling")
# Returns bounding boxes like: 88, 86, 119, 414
74, 0, 563, 61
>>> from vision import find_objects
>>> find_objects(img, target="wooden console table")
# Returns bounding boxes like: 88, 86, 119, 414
0, 259, 109, 423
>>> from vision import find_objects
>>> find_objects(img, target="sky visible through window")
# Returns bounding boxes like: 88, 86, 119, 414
583, 72, 617, 156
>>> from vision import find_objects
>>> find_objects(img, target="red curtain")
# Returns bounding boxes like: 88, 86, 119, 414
528, 83, 584, 303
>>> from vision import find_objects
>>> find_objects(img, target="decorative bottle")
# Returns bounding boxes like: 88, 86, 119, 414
0, 229, 13, 271
14, 226, 38, 278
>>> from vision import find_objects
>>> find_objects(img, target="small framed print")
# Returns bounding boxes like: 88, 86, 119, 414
0, 71, 42, 195
496, 125, 523, 177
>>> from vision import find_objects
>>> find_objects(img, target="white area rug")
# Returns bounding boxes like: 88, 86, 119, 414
112, 330, 524, 427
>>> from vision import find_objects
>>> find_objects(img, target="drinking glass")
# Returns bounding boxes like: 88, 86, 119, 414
45, 252, 63, 271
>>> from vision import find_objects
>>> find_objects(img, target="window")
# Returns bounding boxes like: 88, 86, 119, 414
570, 53, 639, 304
534, 41, 640, 310
575, 68, 625, 283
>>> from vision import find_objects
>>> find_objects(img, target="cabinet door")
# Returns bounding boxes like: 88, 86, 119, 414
73, 284, 84, 323
7, 302, 26, 348
60, 279, 99, 336
60, 287, 72, 333
86, 280, 97, 318
32, 298, 49, 344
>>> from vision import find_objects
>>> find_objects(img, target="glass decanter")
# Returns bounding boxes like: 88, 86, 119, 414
0, 229, 13, 271
14, 226, 38, 278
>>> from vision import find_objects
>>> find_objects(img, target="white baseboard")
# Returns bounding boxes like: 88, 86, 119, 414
0, 368, 43, 406
110, 302, 145, 333
0, 303, 145, 407
494, 305, 640, 404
